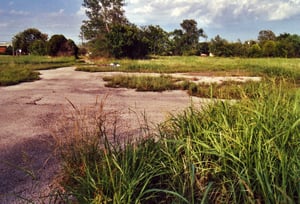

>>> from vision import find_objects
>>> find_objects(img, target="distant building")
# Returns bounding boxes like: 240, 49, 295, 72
0, 46, 6, 54
0, 42, 12, 54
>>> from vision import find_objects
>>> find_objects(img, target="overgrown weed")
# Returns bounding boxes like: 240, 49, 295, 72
55, 79, 300, 203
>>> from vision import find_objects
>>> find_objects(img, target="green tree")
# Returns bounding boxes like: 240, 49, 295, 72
12, 28, 48, 54
106, 24, 148, 59
262, 40, 277, 57
80, 0, 127, 40
248, 43, 262, 57
277, 33, 300, 57
170, 19, 205, 55
5, 46, 13, 55
198, 42, 209, 55
169, 29, 184, 55
258, 30, 276, 45
230, 41, 247, 57
209, 35, 232, 57
142, 25, 170, 55
80, 0, 128, 57
30, 40, 47, 55
180, 19, 205, 54
47, 35, 78, 58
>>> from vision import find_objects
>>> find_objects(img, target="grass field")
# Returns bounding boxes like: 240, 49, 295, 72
95, 56, 299, 99
0, 55, 78, 86
76, 56, 300, 81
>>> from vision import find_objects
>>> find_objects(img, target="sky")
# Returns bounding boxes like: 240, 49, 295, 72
1, 0, 300, 44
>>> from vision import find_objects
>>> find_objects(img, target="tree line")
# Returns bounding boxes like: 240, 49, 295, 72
209, 31, 300, 58
80, 0, 206, 58
7, 28, 78, 58
80, 0, 300, 59
6, 0, 300, 59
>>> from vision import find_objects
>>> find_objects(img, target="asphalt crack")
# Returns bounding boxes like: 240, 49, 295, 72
26, 97, 43, 105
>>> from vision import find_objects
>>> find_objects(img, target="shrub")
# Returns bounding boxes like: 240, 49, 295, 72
47, 35, 78, 58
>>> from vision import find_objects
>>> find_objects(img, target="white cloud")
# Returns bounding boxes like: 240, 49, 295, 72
267, 1, 300, 20
125, 0, 300, 29
0, 23, 8, 28
76, 6, 86, 16
58, 9, 64, 14
171, 6, 189, 17
10, 9, 29, 16
48, 9, 65, 17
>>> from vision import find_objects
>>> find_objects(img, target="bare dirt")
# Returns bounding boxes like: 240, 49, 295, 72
0, 67, 260, 203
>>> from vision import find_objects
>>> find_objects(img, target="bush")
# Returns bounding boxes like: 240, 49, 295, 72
47, 35, 78, 58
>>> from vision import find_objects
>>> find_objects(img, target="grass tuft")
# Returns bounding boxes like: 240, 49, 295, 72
103, 75, 178, 92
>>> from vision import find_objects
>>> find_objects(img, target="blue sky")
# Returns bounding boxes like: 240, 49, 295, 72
1, 0, 300, 44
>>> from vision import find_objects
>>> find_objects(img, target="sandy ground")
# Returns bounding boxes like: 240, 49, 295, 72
0, 67, 260, 203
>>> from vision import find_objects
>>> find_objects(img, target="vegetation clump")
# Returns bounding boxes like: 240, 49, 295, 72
57, 80, 300, 203
103, 75, 178, 92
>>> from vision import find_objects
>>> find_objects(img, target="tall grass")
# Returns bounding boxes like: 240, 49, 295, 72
103, 75, 179, 92
159, 80, 300, 203
57, 79, 300, 203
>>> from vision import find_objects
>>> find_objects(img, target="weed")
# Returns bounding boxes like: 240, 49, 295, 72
56, 80, 300, 203
103, 75, 177, 92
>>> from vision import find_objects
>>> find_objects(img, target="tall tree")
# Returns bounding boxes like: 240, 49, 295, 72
12, 28, 48, 54
170, 19, 206, 55
180, 19, 205, 51
258, 30, 276, 45
106, 24, 148, 59
209, 35, 232, 57
169, 29, 184, 55
47, 35, 78, 58
262, 40, 277, 57
142, 25, 170, 55
80, 0, 127, 40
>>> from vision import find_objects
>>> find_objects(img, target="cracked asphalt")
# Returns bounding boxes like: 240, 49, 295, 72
0, 67, 206, 203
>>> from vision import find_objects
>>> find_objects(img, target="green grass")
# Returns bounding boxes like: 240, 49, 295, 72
103, 74, 298, 99
103, 75, 180, 92
76, 56, 300, 82
0, 55, 78, 86
56, 79, 300, 203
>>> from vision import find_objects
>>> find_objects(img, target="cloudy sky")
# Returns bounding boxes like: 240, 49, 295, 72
1, 0, 300, 43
